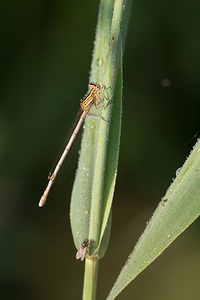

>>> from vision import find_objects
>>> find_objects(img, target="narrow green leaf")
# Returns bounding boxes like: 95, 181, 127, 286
106, 140, 200, 300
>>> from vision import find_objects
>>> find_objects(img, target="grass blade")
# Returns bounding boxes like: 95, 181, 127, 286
106, 139, 200, 299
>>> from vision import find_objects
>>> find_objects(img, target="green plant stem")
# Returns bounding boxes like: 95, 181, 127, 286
83, 258, 99, 300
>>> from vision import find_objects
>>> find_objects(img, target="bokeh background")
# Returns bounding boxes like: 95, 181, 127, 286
0, 0, 199, 299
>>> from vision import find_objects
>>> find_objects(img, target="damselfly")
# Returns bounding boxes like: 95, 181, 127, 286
39, 82, 109, 207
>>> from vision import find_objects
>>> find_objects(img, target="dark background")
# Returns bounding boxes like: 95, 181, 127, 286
0, 0, 199, 299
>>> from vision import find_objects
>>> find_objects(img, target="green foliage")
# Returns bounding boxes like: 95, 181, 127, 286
107, 140, 200, 299
70, 0, 127, 257
70, 0, 129, 298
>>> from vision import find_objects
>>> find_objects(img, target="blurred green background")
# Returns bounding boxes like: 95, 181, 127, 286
0, 0, 199, 299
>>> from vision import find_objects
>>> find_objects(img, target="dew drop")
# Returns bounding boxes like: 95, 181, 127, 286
176, 167, 182, 176
96, 58, 103, 66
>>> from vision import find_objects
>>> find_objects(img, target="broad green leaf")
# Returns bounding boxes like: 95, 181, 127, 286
107, 139, 200, 300
70, 0, 128, 257
70, 0, 115, 254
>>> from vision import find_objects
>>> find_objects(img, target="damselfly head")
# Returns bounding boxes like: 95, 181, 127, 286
76, 239, 89, 261
89, 82, 100, 90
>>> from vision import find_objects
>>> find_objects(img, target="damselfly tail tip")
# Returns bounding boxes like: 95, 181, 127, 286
38, 201, 43, 207
38, 195, 46, 207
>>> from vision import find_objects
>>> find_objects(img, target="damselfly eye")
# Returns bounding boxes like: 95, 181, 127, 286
89, 82, 100, 89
